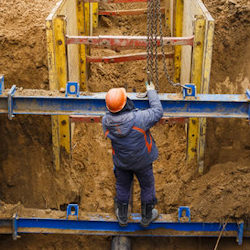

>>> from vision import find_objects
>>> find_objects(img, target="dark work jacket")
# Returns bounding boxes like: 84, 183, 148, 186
102, 90, 163, 171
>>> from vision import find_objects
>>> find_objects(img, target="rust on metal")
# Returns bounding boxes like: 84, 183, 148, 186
66, 35, 194, 48
83, 0, 147, 3
99, 8, 165, 16
70, 115, 186, 124
86, 52, 174, 63
71, 115, 102, 123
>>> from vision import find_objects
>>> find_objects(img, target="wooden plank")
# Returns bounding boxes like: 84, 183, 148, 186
46, 18, 61, 170
46, 0, 66, 21
54, 16, 71, 155
174, 0, 183, 83
181, 0, 201, 84
198, 19, 214, 173
170, 0, 174, 36
187, 16, 205, 164
59, 0, 80, 83
180, 0, 213, 84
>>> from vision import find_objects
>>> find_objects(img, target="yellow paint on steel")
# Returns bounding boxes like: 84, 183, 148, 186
165, 0, 171, 32
198, 19, 214, 173
77, 0, 87, 90
92, 3, 98, 28
84, 3, 90, 36
174, 0, 183, 83
51, 117, 60, 171
54, 16, 71, 154
85, 3, 91, 83
187, 16, 205, 164
46, 19, 60, 170
165, 0, 174, 35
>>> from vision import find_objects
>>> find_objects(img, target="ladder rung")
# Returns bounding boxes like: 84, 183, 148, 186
99, 8, 165, 16
66, 35, 194, 48
86, 52, 173, 63
85, 0, 147, 3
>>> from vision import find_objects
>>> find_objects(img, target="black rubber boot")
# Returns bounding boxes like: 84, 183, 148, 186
140, 202, 159, 227
115, 199, 129, 227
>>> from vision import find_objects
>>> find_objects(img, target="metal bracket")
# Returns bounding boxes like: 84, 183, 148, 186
246, 90, 250, 122
66, 204, 79, 220
8, 85, 16, 120
183, 84, 196, 99
0, 75, 4, 95
12, 214, 19, 240
65, 82, 80, 97
178, 206, 191, 222
237, 222, 244, 245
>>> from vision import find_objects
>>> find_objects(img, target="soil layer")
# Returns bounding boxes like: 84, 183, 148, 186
0, 0, 249, 249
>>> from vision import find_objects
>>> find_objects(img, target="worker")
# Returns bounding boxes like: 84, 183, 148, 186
102, 82, 163, 227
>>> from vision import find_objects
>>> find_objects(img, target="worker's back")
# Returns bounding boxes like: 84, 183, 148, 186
102, 90, 163, 170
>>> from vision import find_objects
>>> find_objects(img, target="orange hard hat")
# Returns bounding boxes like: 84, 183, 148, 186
105, 88, 127, 113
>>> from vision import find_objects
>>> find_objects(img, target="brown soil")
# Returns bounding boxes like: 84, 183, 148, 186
0, 0, 249, 249
0, 0, 58, 89
1, 234, 250, 250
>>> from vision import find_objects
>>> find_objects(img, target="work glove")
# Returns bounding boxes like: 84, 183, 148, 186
145, 82, 155, 91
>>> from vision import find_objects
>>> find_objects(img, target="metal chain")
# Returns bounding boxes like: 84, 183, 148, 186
153, 0, 159, 90
149, 0, 154, 84
146, 0, 189, 90
147, 0, 155, 85
146, 0, 151, 83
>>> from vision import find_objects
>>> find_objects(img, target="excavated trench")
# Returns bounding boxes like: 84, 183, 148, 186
0, 0, 249, 249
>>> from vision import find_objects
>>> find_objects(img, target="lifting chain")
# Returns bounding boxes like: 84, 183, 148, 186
146, 0, 189, 90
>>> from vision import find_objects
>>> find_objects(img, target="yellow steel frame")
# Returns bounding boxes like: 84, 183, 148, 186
92, 3, 99, 29
54, 17, 71, 156
47, 0, 212, 172
54, 16, 71, 163
47, 14, 71, 170
77, 0, 87, 90
174, 0, 183, 82
46, 17, 60, 170
198, 20, 214, 173
187, 16, 205, 164
46, 0, 98, 170
165, 0, 170, 33
78, 1, 98, 90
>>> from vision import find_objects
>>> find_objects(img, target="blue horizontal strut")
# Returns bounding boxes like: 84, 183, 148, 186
0, 89, 249, 118
11, 217, 244, 245
16, 218, 240, 233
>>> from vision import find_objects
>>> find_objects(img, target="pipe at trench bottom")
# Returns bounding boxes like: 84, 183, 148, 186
111, 236, 131, 250
111, 181, 133, 250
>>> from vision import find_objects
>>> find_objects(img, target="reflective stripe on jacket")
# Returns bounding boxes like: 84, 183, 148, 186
102, 90, 163, 171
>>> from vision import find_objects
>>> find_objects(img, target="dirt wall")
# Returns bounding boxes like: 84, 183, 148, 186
0, 0, 249, 249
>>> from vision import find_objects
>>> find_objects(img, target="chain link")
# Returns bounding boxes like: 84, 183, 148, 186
150, 0, 154, 84
153, 0, 159, 90
147, 0, 189, 90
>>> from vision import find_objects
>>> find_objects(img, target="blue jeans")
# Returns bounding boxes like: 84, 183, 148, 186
114, 165, 156, 204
